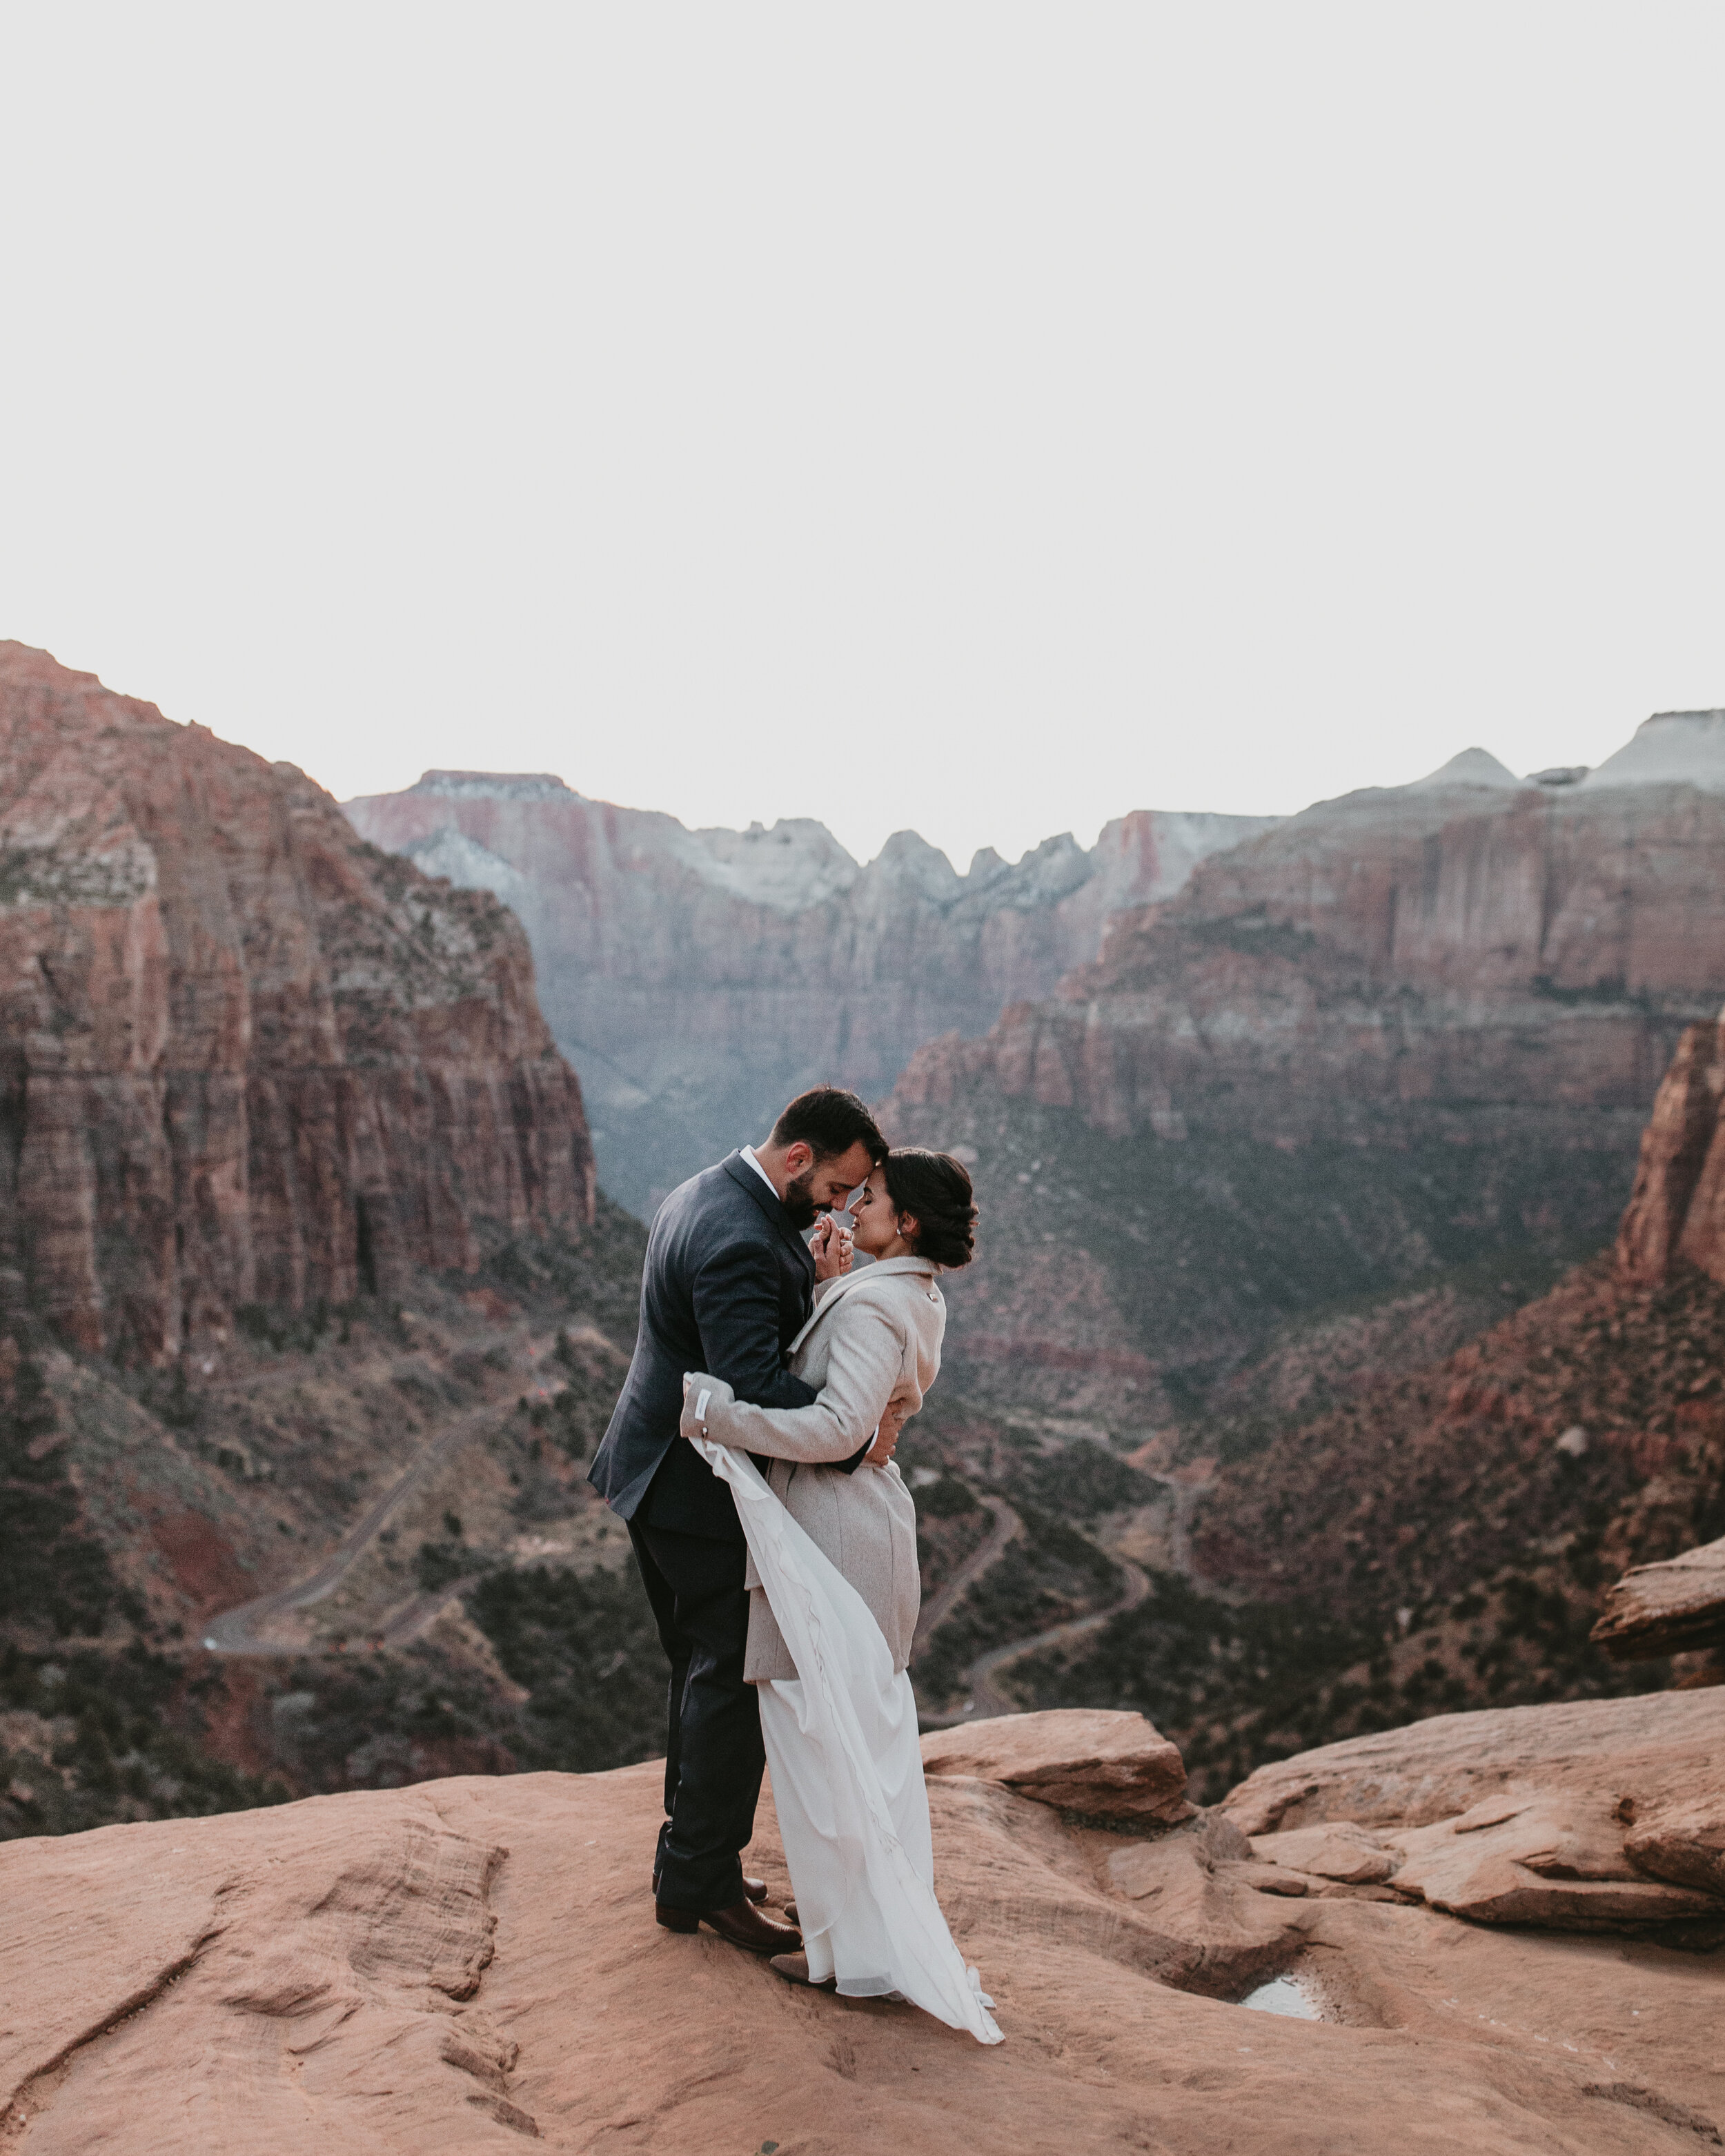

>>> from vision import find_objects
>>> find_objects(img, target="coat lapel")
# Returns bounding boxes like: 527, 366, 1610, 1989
721, 1153, 817, 1277
787, 1256, 938, 1354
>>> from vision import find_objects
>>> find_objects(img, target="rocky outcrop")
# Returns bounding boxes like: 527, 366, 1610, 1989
6, 1694, 1724, 2154
0, 645, 593, 1361
920, 1705, 1190, 1821
1591, 1534, 1725, 1664
1221, 1689, 1725, 1934
1615, 1009, 1725, 1285
343, 771, 1276, 1210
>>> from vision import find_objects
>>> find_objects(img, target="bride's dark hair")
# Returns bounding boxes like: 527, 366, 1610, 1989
882, 1148, 977, 1269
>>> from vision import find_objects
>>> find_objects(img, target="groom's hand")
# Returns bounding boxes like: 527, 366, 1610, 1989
865, 1398, 913, 1466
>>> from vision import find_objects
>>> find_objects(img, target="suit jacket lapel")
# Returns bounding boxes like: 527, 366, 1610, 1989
721, 1154, 816, 1278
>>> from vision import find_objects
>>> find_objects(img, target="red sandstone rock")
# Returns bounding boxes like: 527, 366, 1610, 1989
1614, 1016, 1725, 1283
0, 645, 593, 1360
1625, 1794, 1725, 1897
1591, 1534, 1725, 1662
891, 771, 1725, 1156
920, 1705, 1191, 1821
4, 1697, 1724, 2153
1221, 1689, 1725, 1837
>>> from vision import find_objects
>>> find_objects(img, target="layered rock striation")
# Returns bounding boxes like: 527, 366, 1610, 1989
894, 753, 1725, 1151
342, 770, 1276, 1210
0, 645, 594, 1361
883, 740, 1725, 1416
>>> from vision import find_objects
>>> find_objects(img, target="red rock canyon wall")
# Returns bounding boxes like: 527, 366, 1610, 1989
0, 644, 594, 1360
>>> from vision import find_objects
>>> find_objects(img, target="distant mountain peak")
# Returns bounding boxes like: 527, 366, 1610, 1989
410, 770, 577, 800
1409, 747, 1524, 791
1584, 709, 1725, 793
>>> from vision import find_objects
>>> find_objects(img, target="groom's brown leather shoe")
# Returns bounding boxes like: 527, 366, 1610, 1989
654, 1872, 768, 1903
656, 1899, 802, 1954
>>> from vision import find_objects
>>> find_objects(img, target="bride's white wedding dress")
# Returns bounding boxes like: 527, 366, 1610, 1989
689, 1429, 1003, 2044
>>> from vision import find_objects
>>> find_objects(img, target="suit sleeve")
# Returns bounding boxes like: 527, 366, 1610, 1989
697, 1300, 903, 1465
691, 1238, 820, 1413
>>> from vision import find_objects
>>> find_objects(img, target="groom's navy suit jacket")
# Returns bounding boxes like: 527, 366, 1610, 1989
589, 1153, 866, 1542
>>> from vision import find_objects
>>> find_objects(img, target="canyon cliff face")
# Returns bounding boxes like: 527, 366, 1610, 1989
0, 644, 594, 1362
885, 735, 1725, 1414
895, 743, 1725, 1148
1615, 1005, 1725, 1286
342, 771, 1275, 1211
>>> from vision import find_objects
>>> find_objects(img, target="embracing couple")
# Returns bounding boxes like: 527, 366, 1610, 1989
588, 1087, 1001, 2044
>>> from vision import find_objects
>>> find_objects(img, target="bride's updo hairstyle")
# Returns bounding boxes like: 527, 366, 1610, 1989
883, 1148, 978, 1269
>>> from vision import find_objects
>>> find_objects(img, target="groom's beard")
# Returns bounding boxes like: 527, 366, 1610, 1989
782, 1169, 820, 1231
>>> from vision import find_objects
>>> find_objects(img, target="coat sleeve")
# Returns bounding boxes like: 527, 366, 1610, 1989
694, 1298, 905, 1464
690, 1237, 819, 1412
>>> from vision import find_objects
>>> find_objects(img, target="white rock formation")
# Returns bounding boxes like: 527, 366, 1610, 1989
1583, 709, 1725, 793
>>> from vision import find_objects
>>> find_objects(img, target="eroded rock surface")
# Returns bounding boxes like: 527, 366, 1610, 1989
4, 1696, 1723, 2153
920, 1706, 1190, 1821
1221, 1690, 1725, 1939
1593, 1532, 1725, 1663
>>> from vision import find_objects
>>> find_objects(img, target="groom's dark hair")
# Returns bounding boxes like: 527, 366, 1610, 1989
769, 1086, 887, 1165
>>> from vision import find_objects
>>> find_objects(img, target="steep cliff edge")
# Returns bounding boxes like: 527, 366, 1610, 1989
0, 644, 595, 1362
343, 770, 1276, 1211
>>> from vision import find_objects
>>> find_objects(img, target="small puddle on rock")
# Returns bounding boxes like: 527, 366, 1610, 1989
1239, 1974, 1324, 2020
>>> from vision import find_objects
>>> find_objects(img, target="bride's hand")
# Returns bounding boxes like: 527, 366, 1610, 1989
811, 1213, 854, 1282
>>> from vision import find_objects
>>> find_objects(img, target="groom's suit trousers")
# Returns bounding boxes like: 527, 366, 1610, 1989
629, 1517, 765, 1912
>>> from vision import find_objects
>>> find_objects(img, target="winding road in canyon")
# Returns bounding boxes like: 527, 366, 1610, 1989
915, 1466, 1170, 1727
201, 1407, 497, 1656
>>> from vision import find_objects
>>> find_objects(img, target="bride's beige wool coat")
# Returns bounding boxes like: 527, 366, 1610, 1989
684, 1254, 945, 1682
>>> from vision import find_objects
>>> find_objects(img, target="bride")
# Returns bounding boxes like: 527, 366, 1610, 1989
678, 1145, 1002, 2045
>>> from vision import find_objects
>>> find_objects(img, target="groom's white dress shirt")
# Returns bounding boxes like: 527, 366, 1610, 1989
740, 1145, 779, 1198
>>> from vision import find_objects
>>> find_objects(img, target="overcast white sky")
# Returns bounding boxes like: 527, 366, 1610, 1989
4, 5, 1723, 871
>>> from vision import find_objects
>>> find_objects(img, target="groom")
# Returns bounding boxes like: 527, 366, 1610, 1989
589, 1087, 896, 1953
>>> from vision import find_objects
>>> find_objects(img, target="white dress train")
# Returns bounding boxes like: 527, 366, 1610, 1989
690, 1434, 1003, 2044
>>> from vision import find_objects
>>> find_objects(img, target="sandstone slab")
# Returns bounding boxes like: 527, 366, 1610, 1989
1250, 1821, 1399, 1884
1221, 1688, 1725, 1836
6, 1702, 1725, 2155
1592, 1532, 1725, 1662
920, 1707, 1190, 1821
1626, 1794, 1725, 1897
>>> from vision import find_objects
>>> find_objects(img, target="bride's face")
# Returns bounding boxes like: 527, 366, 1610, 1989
850, 1166, 905, 1257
